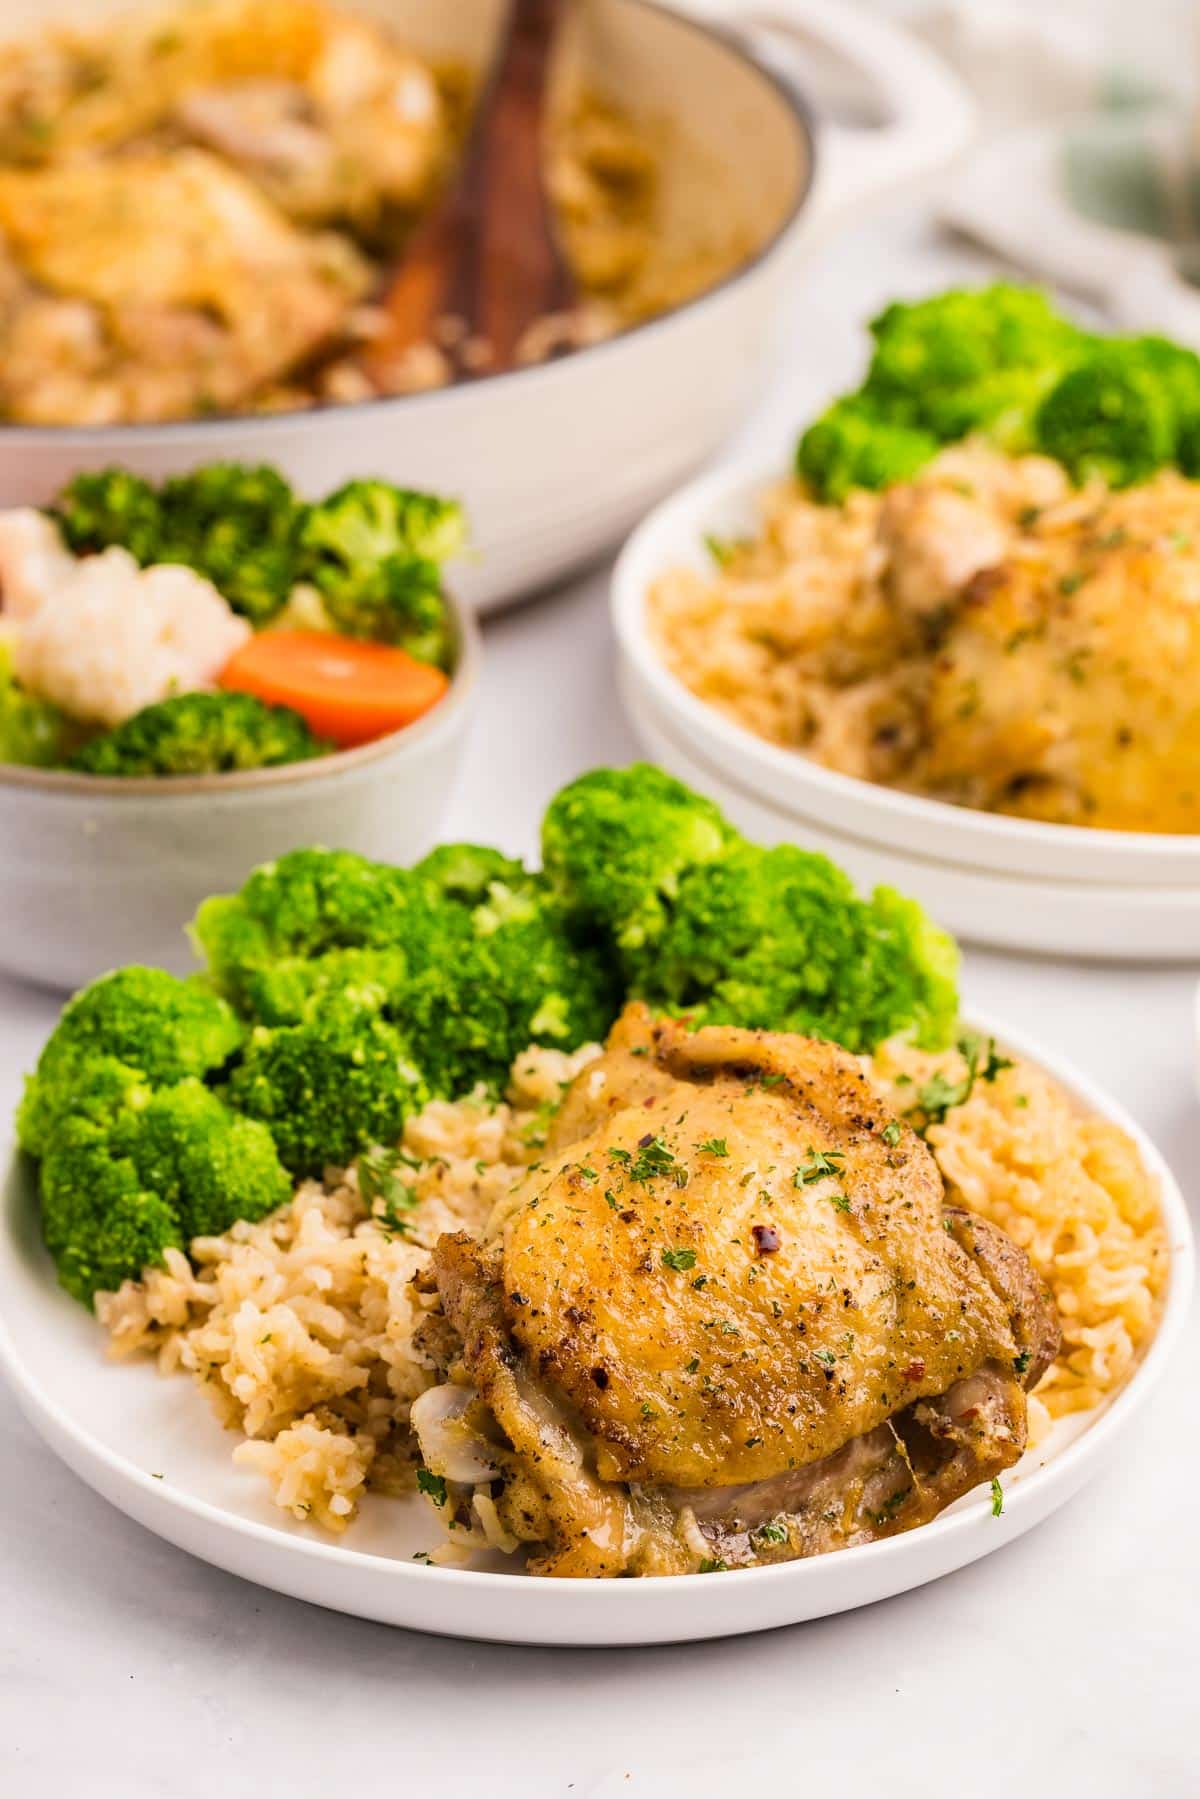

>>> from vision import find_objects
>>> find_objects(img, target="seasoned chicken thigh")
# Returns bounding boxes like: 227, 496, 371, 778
413, 1006, 1058, 1576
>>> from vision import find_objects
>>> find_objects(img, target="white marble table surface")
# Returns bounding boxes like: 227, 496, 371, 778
2, 210, 1197, 1798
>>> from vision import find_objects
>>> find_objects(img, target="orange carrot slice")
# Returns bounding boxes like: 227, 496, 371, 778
219, 631, 450, 749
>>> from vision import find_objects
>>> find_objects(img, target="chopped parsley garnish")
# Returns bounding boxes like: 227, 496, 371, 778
881, 1121, 902, 1147
812, 1347, 838, 1369
630, 1136, 677, 1183
577, 1165, 598, 1182
691, 1273, 709, 1290
416, 1469, 447, 1508
604, 1189, 620, 1211
699, 1557, 728, 1574
685, 1356, 700, 1374
794, 1147, 846, 1185
358, 1147, 419, 1233
704, 534, 741, 567
990, 1477, 1004, 1517
698, 1137, 729, 1157
1013, 1349, 1032, 1376
607, 1146, 631, 1165
911, 1034, 1013, 1128
662, 1246, 698, 1272
754, 1520, 788, 1544
826, 1193, 852, 1215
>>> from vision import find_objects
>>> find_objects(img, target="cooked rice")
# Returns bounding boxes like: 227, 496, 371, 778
97, 1034, 1168, 1534
871, 1038, 1169, 1437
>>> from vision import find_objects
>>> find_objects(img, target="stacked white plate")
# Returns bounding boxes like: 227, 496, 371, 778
612, 459, 1200, 960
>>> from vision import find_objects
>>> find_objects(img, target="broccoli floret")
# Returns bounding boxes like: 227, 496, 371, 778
223, 1000, 428, 1176
865, 284, 1089, 428
796, 398, 940, 502
39, 1082, 289, 1304
0, 637, 74, 767
227, 945, 412, 1028
111, 1079, 291, 1239
414, 843, 528, 907
796, 285, 1097, 496
155, 464, 307, 625
53, 469, 166, 565
640, 842, 959, 1053
67, 691, 331, 777
40, 1118, 184, 1307
541, 764, 735, 957
298, 480, 464, 664
192, 849, 451, 1010
18, 967, 244, 1157
1034, 338, 1200, 487
53, 464, 305, 625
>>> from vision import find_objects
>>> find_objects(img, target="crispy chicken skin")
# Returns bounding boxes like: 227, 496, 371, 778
413, 1006, 1058, 1577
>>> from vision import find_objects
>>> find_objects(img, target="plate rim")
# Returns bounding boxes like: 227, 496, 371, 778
0, 1008, 1192, 1611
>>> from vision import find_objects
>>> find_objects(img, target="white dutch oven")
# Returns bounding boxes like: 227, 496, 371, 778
0, 0, 973, 612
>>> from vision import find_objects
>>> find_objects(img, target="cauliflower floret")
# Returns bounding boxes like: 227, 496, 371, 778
10, 547, 250, 726
0, 508, 79, 621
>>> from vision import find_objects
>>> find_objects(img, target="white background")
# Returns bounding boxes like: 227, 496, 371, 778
3, 205, 1198, 1794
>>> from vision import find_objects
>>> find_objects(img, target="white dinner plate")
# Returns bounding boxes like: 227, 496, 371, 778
0, 1014, 1191, 1647
611, 457, 1200, 958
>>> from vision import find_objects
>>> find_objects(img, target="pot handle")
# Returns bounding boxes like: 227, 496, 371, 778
680, 0, 976, 231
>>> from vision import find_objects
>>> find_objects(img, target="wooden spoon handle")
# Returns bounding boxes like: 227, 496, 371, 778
468, 0, 574, 373
368, 0, 573, 385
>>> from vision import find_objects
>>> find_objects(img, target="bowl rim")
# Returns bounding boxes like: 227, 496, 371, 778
612, 451, 1200, 864
0, 585, 481, 798
0, 1005, 1190, 1603
0, 0, 817, 446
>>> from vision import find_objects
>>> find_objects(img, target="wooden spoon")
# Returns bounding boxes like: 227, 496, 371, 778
366, 0, 575, 387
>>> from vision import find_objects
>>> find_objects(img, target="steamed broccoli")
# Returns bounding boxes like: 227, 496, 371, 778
0, 638, 74, 768
795, 284, 1200, 499
68, 691, 331, 777
156, 464, 307, 625
541, 764, 735, 958
18, 967, 244, 1158
54, 468, 166, 566
1033, 337, 1200, 487
197, 839, 617, 1097
414, 843, 528, 907
298, 480, 465, 664
864, 284, 1088, 430
54, 464, 305, 625
797, 286, 1091, 500
223, 1000, 428, 1176
192, 849, 452, 1011
40, 1083, 289, 1303
796, 399, 940, 504
639, 842, 959, 1052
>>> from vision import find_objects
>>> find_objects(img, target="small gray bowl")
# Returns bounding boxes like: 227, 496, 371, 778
0, 597, 480, 991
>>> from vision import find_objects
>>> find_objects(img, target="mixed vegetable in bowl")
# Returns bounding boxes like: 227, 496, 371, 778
0, 462, 464, 776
